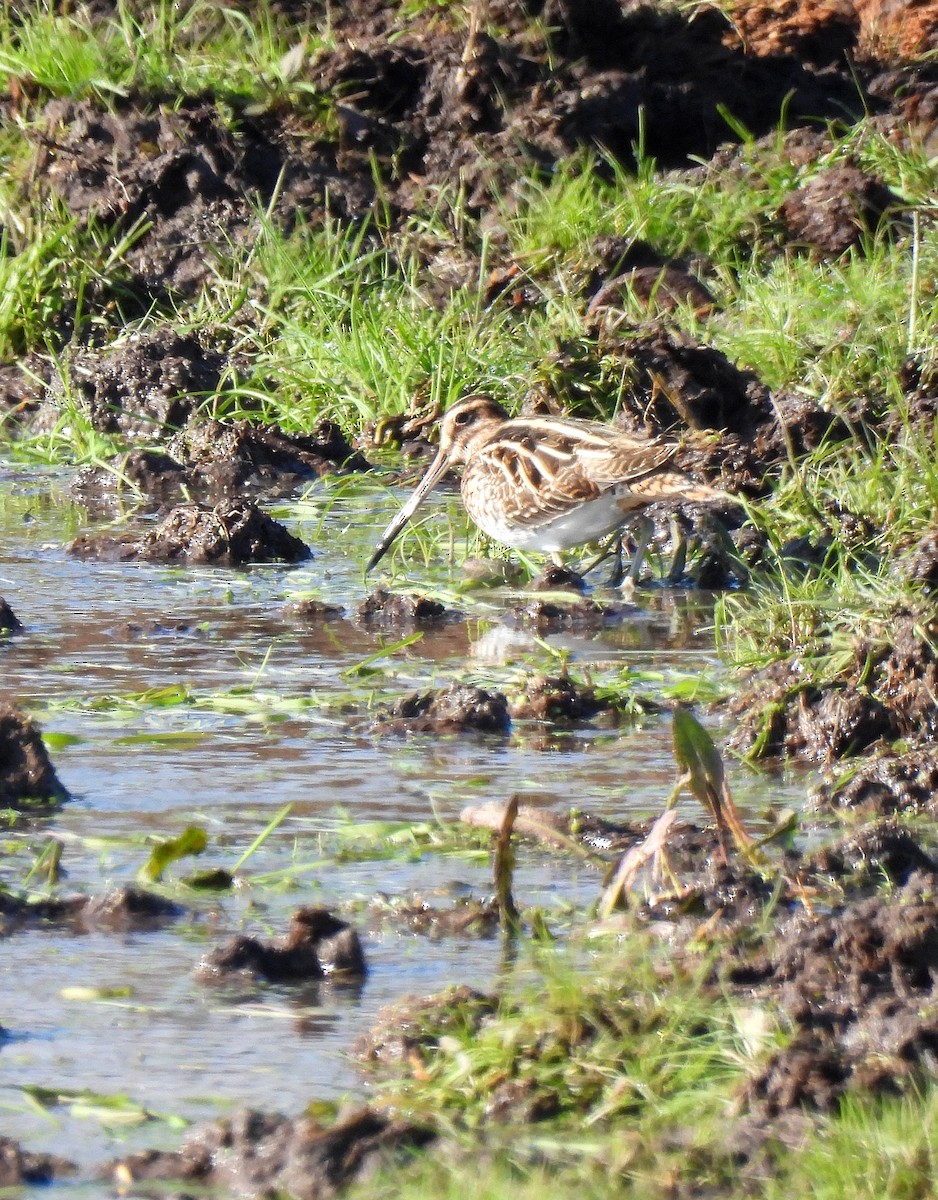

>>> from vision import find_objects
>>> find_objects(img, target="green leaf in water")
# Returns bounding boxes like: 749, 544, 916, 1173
138, 825, 208, 883
672, 706, 754, 855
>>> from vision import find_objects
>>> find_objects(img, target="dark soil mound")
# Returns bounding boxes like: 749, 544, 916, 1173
356, 588, 457, 628
0, 1139, 74, 1187
198, 908, 366, 984
735, 872, 938, 1112
509, 674, 628, 725
821, 746, 938, 814
74, 418, 371, 506
727, 611, 938, 762
0, 598, 22, 633
0, 704, 68, 810
0, 886, 184, 936
374, 684, 511, 736
33, 328, 234, 440
778, 164, 904, 257
108, 1106, 432, 1200
68, 501, 311, 565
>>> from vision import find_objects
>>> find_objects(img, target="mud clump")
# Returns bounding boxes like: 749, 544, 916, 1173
727, 612, 938, 762
109, 1106, 433, 1200
373, 684, 511, 736
0, 1138, 74, 1187
510, 674, 642, 725
822, 746, 938, 814
166, 417, 371, 493
357, 985, 498, 1068
778, 165, 903, 257
197, 908, 366, 984
372, 895, 500, 939
735, 873, 938, 1112
67, 501, 311, 565
808, 822, 938, 887
33, 98, 375, 300
78, 887, 187, 933
504, 595, 635, 634
526, 563, 587, 593
357, 588, 458, 628
0, 703, 68, 810
75, 418, 371, 506
0, 597, 22, 633
588, 264, 716, 319
0, 886, 184, 937
33, 328, 234, 441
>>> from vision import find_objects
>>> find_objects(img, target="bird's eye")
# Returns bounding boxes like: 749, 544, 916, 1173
453, 410, 472, 426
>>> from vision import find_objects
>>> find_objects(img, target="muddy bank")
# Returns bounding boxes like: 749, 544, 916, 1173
727, 610, 938, 765
108, 1105, 433, 1200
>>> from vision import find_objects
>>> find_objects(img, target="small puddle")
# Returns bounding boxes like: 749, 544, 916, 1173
0, 467, 809, 1179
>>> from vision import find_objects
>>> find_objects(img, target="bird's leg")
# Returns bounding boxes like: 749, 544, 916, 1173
627, 515, 654, 585
666, 514, 687, 583
605, 533, 625, 588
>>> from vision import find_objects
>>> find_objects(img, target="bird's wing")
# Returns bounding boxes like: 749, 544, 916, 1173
466, 425, 677, 531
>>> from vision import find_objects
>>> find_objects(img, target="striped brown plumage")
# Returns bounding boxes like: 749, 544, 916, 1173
366, 394, 723, 574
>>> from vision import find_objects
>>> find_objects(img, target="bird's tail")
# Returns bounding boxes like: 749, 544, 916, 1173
631, 470, 727, 503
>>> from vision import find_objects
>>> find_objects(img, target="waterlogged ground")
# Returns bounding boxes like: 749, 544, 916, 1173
0, 466, 804, 1182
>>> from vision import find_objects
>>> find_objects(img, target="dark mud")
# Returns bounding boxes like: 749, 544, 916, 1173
728, 611, 938, 763
356, 984, 498, 1069
356, 587, 460, 629
510, 673, 649, 725
0, 1138, 74, 1187
822, 745, 938, 814
109, 1106, 433, 1200
197, 908, 366, 984
369, 894, 499, 940
0, 886, 184, 937
74, 418, 371, 507
0, 597, 22, 633
0, 703, 68, 810
32, 328, 236, 440
778, 164, 904, 257
373, 684, 511, 737
67, 500, 311, 564
737, 869, 938, 1113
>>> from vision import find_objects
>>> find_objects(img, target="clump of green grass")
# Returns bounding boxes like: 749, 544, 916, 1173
347, 1080, 938, 1200
0, 0, 332, 110
364, 939, 755, 1134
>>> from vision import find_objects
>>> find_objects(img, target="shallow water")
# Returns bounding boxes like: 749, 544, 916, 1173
0, 466, 808, 1181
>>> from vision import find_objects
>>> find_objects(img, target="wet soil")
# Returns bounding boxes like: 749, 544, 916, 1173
198, 908, 367, 984
0, 1139, 74, 1187
0, 885, 185, 936
727, 611, 938, 764
109, 1105, 433, 1200
373, 683, 512, 736
0, 703, 69, 810
356, 587, 459, 629
737, 869, 938, 1113
74, 418, 371, 508
67, 500, 312, 564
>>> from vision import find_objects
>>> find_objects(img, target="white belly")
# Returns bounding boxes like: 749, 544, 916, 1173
476, 493, 632, 552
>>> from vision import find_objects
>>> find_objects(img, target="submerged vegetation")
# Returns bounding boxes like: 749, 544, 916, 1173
5, 0, 938, 1196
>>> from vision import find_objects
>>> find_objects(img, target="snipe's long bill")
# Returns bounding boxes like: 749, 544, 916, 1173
365, 394, 723, 574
